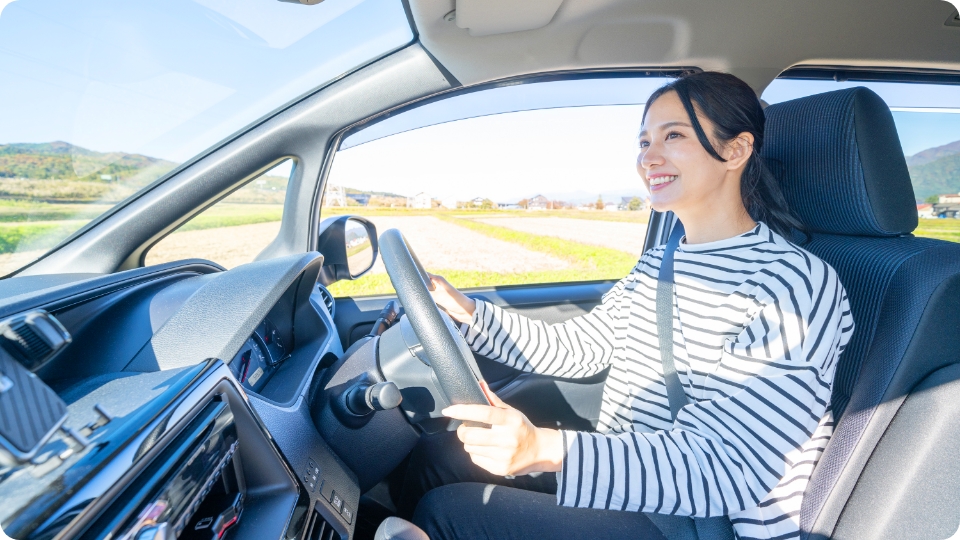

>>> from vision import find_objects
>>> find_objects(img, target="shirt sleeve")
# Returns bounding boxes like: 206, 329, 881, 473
557, 261, 855, 517
460, 272, 636, 379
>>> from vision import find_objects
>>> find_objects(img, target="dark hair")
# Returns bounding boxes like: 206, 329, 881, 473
642, 71, 806, 240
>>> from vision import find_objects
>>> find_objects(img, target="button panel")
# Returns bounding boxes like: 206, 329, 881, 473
303, 458, 320, 492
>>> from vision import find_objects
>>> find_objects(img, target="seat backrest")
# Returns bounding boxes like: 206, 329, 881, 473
763, 87, 960, 539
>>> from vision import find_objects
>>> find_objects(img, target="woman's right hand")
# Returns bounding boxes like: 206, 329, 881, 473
428, 273, 476, 324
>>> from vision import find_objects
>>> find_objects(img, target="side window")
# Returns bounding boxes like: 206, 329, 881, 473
762, 77, 960, 243
322, 77, 673, 297
146, 159, 292, 268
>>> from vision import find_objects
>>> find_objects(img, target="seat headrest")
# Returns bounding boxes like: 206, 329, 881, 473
762, 87, 918, 237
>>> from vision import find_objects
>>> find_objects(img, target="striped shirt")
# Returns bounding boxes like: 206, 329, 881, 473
462, 222, 854, 540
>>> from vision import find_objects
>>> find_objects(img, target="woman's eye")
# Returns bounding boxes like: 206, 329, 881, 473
638, 140, 649, 149
666, 132, 682, 140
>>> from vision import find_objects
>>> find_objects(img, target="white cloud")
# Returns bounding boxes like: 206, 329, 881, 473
0, 0, 15, 18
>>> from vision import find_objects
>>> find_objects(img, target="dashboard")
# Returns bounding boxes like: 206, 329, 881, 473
0, 254, 360, 540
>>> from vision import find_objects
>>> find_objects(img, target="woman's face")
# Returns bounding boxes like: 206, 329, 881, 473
637, 91, 734, 215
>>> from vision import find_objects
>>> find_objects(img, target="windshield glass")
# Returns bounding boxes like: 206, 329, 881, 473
0, 0, 413, 276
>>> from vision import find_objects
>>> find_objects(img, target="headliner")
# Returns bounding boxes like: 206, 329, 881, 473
408, 0, 960, 92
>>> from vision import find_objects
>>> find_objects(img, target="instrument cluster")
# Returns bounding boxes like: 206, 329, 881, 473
228, 318, 288, 393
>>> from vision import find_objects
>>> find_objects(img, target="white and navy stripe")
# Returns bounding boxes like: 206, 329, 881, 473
463, 222, 853, 540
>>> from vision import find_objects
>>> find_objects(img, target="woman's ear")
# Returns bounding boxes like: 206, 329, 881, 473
724, 132, 755, 170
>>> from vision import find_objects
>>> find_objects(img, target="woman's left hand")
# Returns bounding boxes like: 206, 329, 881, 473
443, 381, 565, 477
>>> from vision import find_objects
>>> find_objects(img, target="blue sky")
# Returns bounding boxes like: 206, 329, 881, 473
1, 0, 957, 191
0, 0, 412, 162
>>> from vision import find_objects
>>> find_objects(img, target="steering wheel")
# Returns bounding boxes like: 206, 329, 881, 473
378, 229, 489, 407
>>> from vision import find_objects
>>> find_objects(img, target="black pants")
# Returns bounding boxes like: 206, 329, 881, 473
401, 431, 668, 540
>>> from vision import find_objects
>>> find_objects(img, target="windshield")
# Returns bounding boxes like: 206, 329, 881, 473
0, 0, 413, 276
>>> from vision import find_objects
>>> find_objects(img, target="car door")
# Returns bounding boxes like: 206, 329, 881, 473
321, 74, 676, 430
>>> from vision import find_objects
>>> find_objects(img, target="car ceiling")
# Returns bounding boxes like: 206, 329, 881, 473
408, 0, 960, 91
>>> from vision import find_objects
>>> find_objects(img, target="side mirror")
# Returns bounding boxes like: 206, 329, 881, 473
316, 215, 378, 286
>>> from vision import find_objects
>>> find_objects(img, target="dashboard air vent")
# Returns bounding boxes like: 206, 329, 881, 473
316, 284, 335, 318
0, 310, 71, 371
306, 509, 342, 540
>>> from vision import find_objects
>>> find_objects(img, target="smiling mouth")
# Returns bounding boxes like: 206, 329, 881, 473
649, 175, 678, 189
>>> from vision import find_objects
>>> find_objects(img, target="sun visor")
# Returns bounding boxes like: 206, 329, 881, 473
455, 0, 564, 37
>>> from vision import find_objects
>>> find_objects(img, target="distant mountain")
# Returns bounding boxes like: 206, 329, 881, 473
906, 140, 960, 168
0, 141, 177, 183
906, 140, 960, 200
909, 153, 960, 200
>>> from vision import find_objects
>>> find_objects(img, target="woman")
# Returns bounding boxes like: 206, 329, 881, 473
401, 72, 854, 540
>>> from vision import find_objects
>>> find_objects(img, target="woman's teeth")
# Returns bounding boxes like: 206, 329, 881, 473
650, 175, 677, 186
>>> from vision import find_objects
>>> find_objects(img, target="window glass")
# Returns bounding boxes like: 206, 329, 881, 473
325, 78, 672, 297
0, 0, 413, 277
146, 159, 292, 268
762, 78, 960, 243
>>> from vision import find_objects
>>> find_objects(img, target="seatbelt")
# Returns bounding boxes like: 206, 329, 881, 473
655, 219, 735, 540
657, 221, 689, 421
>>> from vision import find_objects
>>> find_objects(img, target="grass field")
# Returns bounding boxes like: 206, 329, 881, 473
7, 197, 960, 294
0, 221, 86, 253
177, 204, 283, 232
915, 218, 960, 243
327, 212, 643, 297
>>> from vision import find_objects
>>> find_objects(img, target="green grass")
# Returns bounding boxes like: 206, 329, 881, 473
0, 199, 111, 222
438, 215, 637, 270
0, 221, 85, 253
0, 203, 284, 254
176, 203, 283, 232
327, 268, 625, 297
329, 215, 639, 297
915, 218, 960, 243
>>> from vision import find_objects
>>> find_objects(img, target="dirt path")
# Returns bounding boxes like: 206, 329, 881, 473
360, 216, 568, 274
146, 221, 284, 269
472, 217, 647, 256
142, 216, 568, 273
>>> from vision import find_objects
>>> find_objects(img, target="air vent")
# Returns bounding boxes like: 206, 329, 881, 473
316, 284, 335, 318
305, 509, 342, 540
0, 310, 71, 371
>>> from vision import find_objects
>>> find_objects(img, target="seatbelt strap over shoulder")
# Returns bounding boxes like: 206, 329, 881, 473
656, 220, 688, 422
653, 219, 736, 540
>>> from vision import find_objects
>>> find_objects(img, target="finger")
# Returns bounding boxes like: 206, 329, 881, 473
480, 381, 507, 408
443, 404, 510, 425
428, 273, 448, 290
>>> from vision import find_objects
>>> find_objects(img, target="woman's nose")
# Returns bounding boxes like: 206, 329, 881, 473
638, 142, 664, 172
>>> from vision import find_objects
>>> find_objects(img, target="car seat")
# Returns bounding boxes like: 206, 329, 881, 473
762, 87, 960, 539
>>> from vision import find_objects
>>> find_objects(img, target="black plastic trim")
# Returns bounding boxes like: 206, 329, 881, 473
779, 66, 960, 86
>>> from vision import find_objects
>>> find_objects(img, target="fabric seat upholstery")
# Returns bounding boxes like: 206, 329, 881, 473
762, 87, 960, 539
